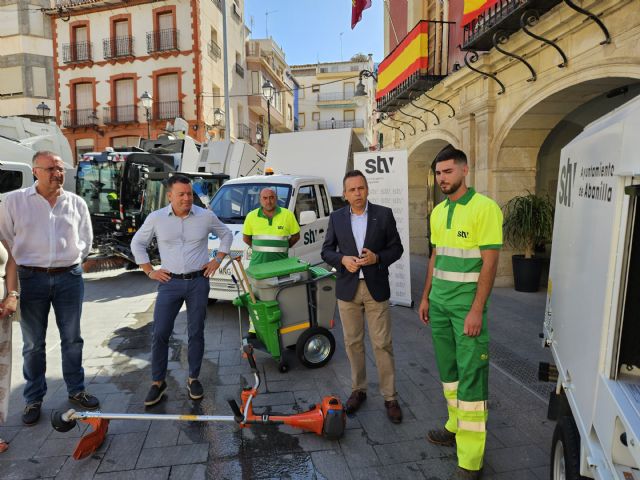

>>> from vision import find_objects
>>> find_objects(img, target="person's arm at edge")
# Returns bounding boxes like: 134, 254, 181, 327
78, 198, 93, 261
203, 213, 232, 277
0, 240, 18, 317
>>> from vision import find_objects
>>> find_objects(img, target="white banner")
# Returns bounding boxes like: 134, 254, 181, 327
354, 150, 412, 307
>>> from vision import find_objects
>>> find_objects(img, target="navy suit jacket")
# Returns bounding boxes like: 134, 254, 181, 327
321, 202, 404, 302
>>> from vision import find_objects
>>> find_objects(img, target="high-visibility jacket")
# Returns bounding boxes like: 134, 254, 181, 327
243, 206, 300, 266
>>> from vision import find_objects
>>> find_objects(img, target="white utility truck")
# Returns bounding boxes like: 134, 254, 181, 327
542, 95, 640, 479
205, 128, 363, 301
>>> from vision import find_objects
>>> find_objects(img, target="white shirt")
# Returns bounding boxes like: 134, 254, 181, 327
0, 184, 93, 267
130, 204, 233, 274
350, 201, 368, 279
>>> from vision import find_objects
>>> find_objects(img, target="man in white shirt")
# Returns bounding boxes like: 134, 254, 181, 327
131, 175, 232, 406
0, 151, 99, 426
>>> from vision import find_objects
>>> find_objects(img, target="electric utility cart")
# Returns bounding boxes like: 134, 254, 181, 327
539, 95, 640, 479
230, 257, 338, 372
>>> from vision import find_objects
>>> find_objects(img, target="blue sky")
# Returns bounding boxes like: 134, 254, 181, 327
244, 0, 384, 66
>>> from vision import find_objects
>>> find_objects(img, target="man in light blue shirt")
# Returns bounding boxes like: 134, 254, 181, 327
131, 175, 232, 406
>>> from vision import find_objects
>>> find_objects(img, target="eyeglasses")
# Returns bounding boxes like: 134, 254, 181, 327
34, 167, 65, 174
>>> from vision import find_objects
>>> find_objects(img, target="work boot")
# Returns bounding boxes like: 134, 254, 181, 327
448, 467, 483, 479
384, 400, 403, 424
345, 390, 367, 414
144, 381, 167, 407
427, 427, 456, 447
68, 391, 100, 410
21, 402, 42, 426
187, 379, 204, 401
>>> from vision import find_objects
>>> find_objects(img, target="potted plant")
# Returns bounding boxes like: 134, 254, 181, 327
502, 192, 554, 292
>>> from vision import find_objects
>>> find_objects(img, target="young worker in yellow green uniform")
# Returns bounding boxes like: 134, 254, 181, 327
243, 187, 300, 334
418, 145, 502, 480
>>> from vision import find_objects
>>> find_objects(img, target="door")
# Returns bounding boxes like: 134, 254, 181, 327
115, 78, 134, 122
289, 183, 328, 265
73, 26, 89, 61
157, 73, 179, 120
114, 20, 131, 56
157, 13, 175, 50
74, 82, 93, 126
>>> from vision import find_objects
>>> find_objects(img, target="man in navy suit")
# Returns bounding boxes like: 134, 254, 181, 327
321, 170, 404, 423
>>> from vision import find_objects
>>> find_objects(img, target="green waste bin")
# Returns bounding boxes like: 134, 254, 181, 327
233, 293, 283, 360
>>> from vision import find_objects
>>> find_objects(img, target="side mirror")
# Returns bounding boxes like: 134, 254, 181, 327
299, 210, 317, 226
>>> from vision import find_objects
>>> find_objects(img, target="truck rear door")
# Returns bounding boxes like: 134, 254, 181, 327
290, 182, 330, 266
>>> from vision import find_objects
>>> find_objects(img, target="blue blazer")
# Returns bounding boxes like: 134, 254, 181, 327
321, 202, 404, 302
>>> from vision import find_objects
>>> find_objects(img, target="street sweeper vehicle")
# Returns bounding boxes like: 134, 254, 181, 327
540, 95, 640, 479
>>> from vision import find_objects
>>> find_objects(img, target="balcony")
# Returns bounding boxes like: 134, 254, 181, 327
318, 119, 364, 130
462, 0, 562, 51
62, 109, 97, 128
208, 41, 221, 61
235, 63, 244, 78
103, 105, 137, 125
317, 91, 356, 105
376, 20, 451, 113
236, 123, 250, 140
103, 36, 134, 59
152, 101, 181, 121
146, 29, 179, 54
62, 41, 92, 64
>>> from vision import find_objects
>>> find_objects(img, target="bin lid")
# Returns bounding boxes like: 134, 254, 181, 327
247, 257, 310, 280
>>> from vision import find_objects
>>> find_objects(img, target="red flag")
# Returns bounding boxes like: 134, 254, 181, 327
351, 0, 372, 29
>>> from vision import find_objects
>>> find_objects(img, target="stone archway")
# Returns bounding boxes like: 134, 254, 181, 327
407, 134, 459, 254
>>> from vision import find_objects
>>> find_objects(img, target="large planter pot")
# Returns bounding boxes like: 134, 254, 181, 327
512, 255, 547, 292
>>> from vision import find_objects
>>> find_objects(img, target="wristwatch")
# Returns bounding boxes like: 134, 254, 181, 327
8, 291, 19, 299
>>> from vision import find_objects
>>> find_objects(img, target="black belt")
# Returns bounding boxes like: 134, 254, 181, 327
20, 264, 78, 274
170, 270, 205, 280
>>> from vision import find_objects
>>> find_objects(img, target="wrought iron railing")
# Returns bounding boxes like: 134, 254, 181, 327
62, 41, 92, 63
103, 36, 134, 59
208, 41, 221, 61
152, 101, 181, 121
317, 91, 356, 102
235, 63, 244, 77
103, 105, 137, 124
236, 123, 250, 139
318, 119, 364, 130
62, 109, 97, 128
146, 29, 178, 53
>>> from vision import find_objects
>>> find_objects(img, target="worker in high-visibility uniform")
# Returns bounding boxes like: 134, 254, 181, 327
243, 187, 300, 333
418, 145, 502, 480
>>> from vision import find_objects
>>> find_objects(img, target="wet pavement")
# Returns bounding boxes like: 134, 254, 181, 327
0, 255, 554, 479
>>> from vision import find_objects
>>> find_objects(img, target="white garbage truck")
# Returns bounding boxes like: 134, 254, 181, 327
542, 95, 640, 479
205, 128, 363, 301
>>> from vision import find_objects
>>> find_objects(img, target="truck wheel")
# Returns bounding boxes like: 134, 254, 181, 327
550, 416, 588, 480
296, 327, 335, 369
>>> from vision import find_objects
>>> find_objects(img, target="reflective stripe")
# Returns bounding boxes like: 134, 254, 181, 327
252, 245, 289, 253
439, 246, 481, 259
458, 400, 487, 412
253, 234, 289, 241
446, 398, 457, 407
443, 381, 459, 391
457, 420, 486, 432
434, 268, 480, 283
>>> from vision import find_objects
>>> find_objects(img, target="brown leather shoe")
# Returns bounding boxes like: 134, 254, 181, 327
427, 427, 456, 447
345, 390, 367, 414
384, 400, 403, 424
448, 467, 482, 479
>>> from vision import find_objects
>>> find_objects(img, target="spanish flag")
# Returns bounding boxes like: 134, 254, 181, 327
376, 21, 428, 101
351, 0, 372, 29
463, 0, 500, 26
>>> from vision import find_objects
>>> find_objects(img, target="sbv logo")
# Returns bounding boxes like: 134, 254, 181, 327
558, 157, 576, 207
364, 156, 394, 174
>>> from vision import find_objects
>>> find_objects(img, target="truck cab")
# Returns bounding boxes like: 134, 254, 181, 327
207, 174, 333, 301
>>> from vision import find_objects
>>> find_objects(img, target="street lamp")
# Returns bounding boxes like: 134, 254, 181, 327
36, 101, 50, 122
261, 79, 274, 136
354, 69, 377, 106
212, 107, 224, 127
139, 91, 153, 139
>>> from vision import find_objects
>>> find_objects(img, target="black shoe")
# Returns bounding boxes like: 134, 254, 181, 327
187, 379, 204, 400
448, 467, 483, 480
345, 390, 367, 414
22, 402, 42, 426
144, 381, 167, 406
427, 428, 456, 447
247, 332, 257, 339
69, 391, 100, 410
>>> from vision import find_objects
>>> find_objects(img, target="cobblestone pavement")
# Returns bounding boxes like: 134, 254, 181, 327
0, 255, 555, 479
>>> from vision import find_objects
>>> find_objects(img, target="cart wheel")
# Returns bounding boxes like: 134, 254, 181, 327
296, 327, 335, 369
279, 361, 289, 373
51, 410, 77, 432
550, 416, 588, 480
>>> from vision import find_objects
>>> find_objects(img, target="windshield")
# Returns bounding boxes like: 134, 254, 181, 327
76, 159, 124, 215
211, 183, 292, 223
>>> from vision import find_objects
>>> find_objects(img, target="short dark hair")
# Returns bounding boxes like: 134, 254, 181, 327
343, 169, 368, 189
433, 145, 467, 166
167, 174, 192, 188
